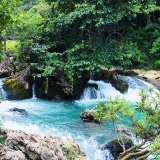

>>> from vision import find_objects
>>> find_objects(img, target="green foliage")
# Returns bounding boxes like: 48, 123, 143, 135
3, 0, 160, 79
154, 60, 160, 68
149, 137, 160, 159
94, 96, 133, 123
94, 88, 160, 159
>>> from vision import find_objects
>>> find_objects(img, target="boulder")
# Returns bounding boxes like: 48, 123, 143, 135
101, 138, 134, 159
3, 66, 34, 100
0, 57, 16, 77
111, 79, 129, 93
35, 70, 90, 100
80, 109, 100, 123
0, 129, 90, 160
0, 144, 26, 160
92, 68, 118, 83
9, 108, 28, 114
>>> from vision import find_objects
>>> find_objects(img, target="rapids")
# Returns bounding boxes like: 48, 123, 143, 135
0, 76, 158, 160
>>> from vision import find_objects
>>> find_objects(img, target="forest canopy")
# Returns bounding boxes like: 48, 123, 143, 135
0, 0, 160, 77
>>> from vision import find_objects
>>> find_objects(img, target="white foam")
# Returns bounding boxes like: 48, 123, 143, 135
78, 77, 159, 103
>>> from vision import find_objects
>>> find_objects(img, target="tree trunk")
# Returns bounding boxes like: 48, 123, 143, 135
4, 39, 6, 51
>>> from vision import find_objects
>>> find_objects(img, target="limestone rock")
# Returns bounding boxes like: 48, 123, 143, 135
3, 66, 34, 100
92, 68, 118, 83
92, 68, 129, 93
0, 57, 16, 77
80, 109, 100, 123
111, 79, 129, 93
35, 70, 90, 100
0, 129, 90, 160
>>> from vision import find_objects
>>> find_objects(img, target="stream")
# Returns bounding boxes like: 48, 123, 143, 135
0, 76, 158, 160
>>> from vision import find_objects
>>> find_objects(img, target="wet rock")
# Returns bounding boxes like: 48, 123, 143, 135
92, 68, 118, 83
92, 68, 129, 93
35, 70, 90, 100
101, 138, 134, 159
9, 108, 28, 114
80, 109, 100, 123
86, 83, 98, 90
111, 79, 129, 93
0, 129, 90, 160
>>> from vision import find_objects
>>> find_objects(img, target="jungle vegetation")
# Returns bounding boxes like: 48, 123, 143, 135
0, 0, 160, 158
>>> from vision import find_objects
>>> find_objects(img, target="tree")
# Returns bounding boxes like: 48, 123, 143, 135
0, 0, 19, 61
94, 87, 160, 160
7, 0, 160, 79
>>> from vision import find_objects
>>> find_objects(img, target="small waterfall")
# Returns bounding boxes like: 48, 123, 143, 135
0, 78, 7, 100
32, 82, 36, 99
80, 80, 122, 102
80, 76, 157, 103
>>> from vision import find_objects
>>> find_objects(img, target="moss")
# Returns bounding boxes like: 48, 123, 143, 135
3, 78, 31, 100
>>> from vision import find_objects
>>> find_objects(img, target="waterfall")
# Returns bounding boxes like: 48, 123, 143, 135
80, 76, 157, 103
0, 78, 7, 100
80, 80, 121, 101
32, 82, 36, 99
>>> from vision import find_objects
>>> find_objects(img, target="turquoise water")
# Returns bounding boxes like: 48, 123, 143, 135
0, 76, 158, 159
0, 98, 116, 159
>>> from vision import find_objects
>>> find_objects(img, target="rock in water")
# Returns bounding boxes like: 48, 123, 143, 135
0, 129, 90, 160
101, 138, 134, 159
9, 108, 28, 114
80, 109, 100, 123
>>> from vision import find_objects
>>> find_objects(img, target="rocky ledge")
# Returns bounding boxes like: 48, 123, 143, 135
0, 129, 90, 160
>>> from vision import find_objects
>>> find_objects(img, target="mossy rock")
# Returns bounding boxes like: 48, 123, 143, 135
101, 138, 134, 159
35, 70, 90, 100
3, 78, 32, 100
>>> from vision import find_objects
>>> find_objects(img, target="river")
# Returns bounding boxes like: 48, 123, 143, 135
0, 76, 157, 159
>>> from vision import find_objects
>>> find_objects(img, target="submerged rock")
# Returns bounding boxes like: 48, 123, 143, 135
9, 108, 28, 114
80, 109, 100, 123
0, 129, 90, 160
101, 138, 134, 159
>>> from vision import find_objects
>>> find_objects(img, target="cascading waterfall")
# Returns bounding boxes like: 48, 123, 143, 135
0, 78, 7, 100
79, 76, 156, 103
32, 82, 36, 99
32, 76, 37, 99
0, 76, 158, 160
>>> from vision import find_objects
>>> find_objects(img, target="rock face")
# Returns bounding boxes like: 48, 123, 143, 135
101, 138, 134, 159
35, 70, 90, 100
0, 129, 90, 160
3, 66, 34, 100
9, 108, 28, 114
0, 57, 16, 77
80, 109, 100, 123
92, 68, 118, 83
